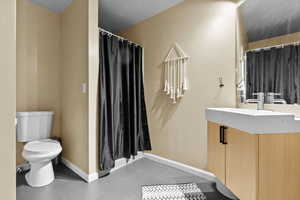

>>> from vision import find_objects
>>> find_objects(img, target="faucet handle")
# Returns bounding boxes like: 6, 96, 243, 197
252, 92, 265, 102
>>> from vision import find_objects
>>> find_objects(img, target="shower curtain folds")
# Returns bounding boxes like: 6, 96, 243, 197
99, 34, 151, 170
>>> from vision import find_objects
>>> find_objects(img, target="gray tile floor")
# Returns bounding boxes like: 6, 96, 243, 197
17, 158, 237, 200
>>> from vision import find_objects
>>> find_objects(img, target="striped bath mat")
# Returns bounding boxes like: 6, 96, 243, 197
142, 183, 207, 200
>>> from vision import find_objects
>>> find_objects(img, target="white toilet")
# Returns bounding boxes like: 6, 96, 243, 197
16, 111, 62, 187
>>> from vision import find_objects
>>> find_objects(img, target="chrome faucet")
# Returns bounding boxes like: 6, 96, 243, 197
266, 93, 287, 104
246, 92, 265, 110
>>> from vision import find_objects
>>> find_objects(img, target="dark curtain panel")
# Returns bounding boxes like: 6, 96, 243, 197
99, 34, 152, 170
246, 45, 300, 104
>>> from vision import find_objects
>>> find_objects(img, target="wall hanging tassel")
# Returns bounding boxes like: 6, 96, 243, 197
163, 43, 189, 103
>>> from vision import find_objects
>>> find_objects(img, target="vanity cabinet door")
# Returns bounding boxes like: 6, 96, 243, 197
259, 134, 300, 200
226, 127, 259, 200
207, 122, 226, 184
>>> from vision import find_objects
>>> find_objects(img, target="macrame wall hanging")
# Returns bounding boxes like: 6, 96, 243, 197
163, 43, 189, 103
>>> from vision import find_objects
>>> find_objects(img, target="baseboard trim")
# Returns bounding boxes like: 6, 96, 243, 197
61, 158, 98, 183
143, 153, 216, 181
63, 153, 217, 183
57, 154, 235, 198
62, 153, 220, 186
110, 151, 144, 173
62, 152, 144, 183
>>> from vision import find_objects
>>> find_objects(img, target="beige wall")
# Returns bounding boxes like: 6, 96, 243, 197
16, 0, 61, 165
239, 32, 300, 117
237, 9, 248, 52
16, 0, 98, 174
120, 0, 238, 169
0, 0, 16, 199
61, 0, 89, 173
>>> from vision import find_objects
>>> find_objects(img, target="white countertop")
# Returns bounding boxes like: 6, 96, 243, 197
205, 108, 300, 134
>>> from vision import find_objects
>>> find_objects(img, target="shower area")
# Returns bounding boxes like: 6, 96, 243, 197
98, 28, 152, 170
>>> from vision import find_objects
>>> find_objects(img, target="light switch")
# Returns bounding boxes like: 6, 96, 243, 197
81, 83, 87, 93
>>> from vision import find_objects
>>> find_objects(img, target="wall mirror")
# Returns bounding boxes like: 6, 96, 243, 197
237, 0, 300, 105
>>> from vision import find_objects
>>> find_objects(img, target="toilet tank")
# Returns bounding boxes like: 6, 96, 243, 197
16, 111, 54, 142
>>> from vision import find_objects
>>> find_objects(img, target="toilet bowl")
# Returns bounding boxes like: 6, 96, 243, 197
22, 139, 62, 187
16, 111, 62, 187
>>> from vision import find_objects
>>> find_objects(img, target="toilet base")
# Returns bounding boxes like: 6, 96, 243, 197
25, 161, 54, 187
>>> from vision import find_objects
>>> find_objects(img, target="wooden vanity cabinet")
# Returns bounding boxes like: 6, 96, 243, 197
208, 121, 300, 200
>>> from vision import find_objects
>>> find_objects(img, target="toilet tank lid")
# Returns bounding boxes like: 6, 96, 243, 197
16, 111, 54, 117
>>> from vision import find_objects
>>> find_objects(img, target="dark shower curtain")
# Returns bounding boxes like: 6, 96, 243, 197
246, 45, 300, 104
99, 34, 152, 170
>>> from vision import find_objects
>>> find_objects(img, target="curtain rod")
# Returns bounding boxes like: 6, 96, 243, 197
99, 28, 143, 48
246, 41, 300, 53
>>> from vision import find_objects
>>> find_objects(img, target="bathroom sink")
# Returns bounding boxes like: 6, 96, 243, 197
206, 108, 300, 134
207, 108, 293, 116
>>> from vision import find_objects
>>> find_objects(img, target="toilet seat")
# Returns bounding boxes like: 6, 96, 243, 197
23, 139, 62, 163
24, 139, 61, 153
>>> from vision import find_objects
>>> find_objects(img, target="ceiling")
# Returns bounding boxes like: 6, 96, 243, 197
240, 0, 300, 42
29, 0, 73, 13
100, 0, 184, 33
29, 0, 185, 33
